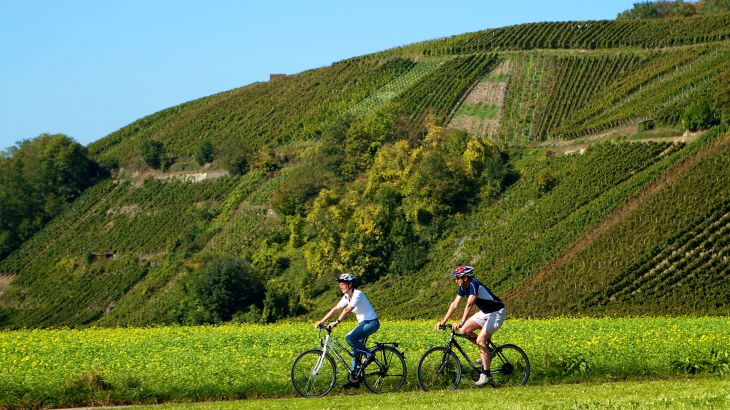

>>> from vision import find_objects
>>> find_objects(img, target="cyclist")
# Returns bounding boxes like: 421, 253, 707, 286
315, 273, 380, 388
435, 264, 505, 387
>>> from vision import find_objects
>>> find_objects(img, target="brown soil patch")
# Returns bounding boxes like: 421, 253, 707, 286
0, 275, 15, 298
449, 60, 512, 138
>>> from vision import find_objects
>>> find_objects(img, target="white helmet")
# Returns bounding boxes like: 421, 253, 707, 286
337, 273, 357, 283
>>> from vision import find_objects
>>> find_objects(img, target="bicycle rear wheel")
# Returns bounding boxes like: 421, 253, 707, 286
417, 346, 461, 391
490, 344, 530, 386
290, 349, 337, 397
363, 345, 407, 394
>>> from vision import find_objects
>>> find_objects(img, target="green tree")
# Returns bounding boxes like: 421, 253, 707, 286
220, 138, 253, 175
681, 98, 718, 131
342, 106, 406, 179
0, 134, 107, 258
261, 277, 305, 323
139, 139, 164, 169
195, 140, 215, 165
617, 1, 698, 19
187, 257, 264, 323
700, 0, 730, 14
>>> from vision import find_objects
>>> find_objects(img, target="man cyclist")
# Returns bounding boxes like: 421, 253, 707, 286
315, 273, 380, 388
435, 264, 505, 387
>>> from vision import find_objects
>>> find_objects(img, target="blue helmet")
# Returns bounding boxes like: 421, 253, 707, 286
451, 265, 474, 279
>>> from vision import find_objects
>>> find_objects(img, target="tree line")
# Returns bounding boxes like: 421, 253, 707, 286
617, 0, 730, 20
0, 134, 107, 259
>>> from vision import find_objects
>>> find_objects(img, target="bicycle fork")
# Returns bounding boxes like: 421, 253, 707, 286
311, 335, 331, 376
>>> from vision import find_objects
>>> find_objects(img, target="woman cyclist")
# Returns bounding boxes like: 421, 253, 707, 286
315, 273, 380, 388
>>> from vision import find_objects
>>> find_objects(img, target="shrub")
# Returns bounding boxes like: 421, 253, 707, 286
195, 140, 215, 165
140, 140, 164, 169
187, 257, 264, 323
681, 98, 718, 131
536, 169, 557, 195
261, 277, 305, 323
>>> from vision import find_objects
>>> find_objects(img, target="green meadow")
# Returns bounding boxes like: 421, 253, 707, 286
1, 317, 727, 409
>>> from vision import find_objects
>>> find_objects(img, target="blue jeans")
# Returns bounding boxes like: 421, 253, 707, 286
345, 318, 380, 370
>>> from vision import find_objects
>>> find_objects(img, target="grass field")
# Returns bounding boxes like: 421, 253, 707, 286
1, 318, 728, 409
132, 377, 729, 409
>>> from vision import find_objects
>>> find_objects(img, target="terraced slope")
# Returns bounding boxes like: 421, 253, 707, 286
507, 130, 730, 316
413, 14, 730, 55
1, 15, 729, 328
88, 58, 417, 164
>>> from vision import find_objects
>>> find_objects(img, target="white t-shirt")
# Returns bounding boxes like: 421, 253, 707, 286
337, 289, 378, 322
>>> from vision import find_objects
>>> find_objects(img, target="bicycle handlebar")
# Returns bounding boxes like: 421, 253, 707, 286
317, 323, 335, 333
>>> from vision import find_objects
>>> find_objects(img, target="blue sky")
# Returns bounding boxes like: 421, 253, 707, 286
0, 0, 637, 150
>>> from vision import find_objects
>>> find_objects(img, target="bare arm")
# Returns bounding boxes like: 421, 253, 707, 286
459, 294, 477, 325
435, 295, 462, 330
315, 306, 341, 328
333, 305, 354, 326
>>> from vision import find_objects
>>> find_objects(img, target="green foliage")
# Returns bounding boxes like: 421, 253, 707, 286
700, 0, 730, 14
251, 240, 289, 275
139, 139, 164, 169
714, 67, 730, 125
535, 169, 557, 195
342, 106, 403, 179
3, 16, 730, 330
671, 349, 729, 375
300, 121, 506, 282
617, 1, 698, 20
516, 130, 730, 317
394, 53, 498, 123
195, 140, 215, 165
417, 14, 730, 55
261, 276, 307, 323
555, 46, 730, 139
681, 97, 718, 131
89, 58, 414, 165
0, 318, 727, 408
0, 134, 107, 259
187, 256, 264, 323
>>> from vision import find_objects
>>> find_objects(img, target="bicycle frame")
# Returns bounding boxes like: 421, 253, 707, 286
312, 327, 370, 374
444, 327, 497, 370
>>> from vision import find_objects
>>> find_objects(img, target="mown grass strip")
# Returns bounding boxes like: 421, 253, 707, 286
133, 377, 729, 409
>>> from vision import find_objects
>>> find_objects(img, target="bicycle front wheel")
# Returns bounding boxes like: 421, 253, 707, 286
363, 345, 407, 394
291, 349, 337, 397
417, 346, 461, 391
491, 344, 530, 386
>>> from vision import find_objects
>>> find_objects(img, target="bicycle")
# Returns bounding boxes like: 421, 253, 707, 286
291, 323, 407, 397
417, 323, 529, 391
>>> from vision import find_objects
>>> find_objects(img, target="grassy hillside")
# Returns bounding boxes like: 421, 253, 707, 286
1, 15, 729, 328
364, 129, 729, 319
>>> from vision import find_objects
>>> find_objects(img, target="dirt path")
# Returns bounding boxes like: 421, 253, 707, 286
543, 128, 703, 155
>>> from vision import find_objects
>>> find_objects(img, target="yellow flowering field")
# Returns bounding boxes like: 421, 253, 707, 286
0, 317, 728, 409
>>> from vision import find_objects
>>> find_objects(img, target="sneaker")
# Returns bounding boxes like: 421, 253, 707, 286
474, 373, 494, 387
342, 381, 360, 389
